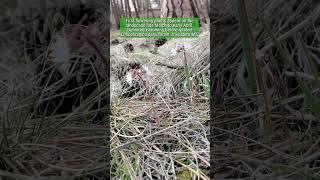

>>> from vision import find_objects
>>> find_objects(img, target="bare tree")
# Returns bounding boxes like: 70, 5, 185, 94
125, 0, 132, 17
160, 0, 209, 26
119, 0, 126, 16
160, 0, 195, 17
193, 0, 210, 24
111, 0, 120, 28
132, 0, 140, 17
136, 0, 141, 13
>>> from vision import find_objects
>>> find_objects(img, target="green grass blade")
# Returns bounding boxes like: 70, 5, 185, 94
202, 74, 210, 98
260, 17, 292, 67
261, 17, 320, 117
237, 0, 258, 93
183, 51, 191, 95
298, 35, 319, 77
298, 78, 320, 116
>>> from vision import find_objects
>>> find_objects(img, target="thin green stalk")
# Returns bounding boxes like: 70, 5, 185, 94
237, 0, 258, 94
261, 17, 320, 117
183, 48, 192, 98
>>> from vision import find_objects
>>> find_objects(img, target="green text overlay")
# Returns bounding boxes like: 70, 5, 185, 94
120, 18, 199, 38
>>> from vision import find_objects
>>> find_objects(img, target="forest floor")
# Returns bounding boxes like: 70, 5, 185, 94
110, 29, 210, 179
0, 1, 210, 179
212, 0, 320, 179
1, 0, 320, 179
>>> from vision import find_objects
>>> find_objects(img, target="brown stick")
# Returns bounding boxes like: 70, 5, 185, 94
155, 62, 183, 70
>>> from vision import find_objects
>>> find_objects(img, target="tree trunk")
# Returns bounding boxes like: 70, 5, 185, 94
160, 0, 209, 27
160, 0, 209, 21
160, 0, 196, 18
146, 0, 148, 17
194, 0, 210, 24
136, 0, 141, 12
202, 0, 210, 24
160, 0, 172, 17
125, 0, 132, 17
111, 0, 119, 28
132, 0, 140, 17
119, 0, 125, 16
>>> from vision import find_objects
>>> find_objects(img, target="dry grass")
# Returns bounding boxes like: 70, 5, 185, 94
111, 97, 209, 179
110, 30, 210, 179
2, 0, 319, 179
0, 1, 108, 179
212, 0, 320, 179
0, 0, 210, 179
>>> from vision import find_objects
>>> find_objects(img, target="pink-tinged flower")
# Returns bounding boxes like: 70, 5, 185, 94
125, 65, 149, 87
170, 43, 192, 56
170, 48, 177, 56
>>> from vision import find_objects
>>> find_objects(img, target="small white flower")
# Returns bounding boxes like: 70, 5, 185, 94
170, 43, 192, 56
170, 48, 177, 56
50, 32, 72, 77
125, 64, 150, 89
125, 71, 133, 86
141, 65, 150, 75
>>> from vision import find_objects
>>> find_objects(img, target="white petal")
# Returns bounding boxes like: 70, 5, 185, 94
170, 48, 177, 56
125, 72, 133, 86
49, 31, 71, 76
